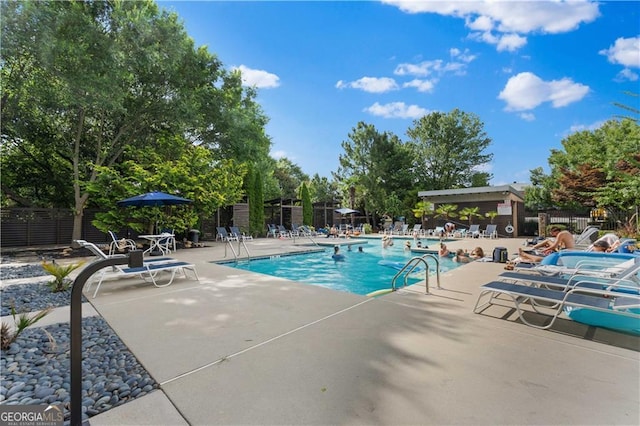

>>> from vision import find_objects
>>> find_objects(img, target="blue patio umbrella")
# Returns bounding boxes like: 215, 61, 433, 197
117, 191, 192, 236
117, 191, 192, 207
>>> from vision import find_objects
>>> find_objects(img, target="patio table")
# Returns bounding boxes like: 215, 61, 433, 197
139, 233, 175, 255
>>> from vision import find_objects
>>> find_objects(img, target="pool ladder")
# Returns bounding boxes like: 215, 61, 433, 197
390, 253, 441, 294
224, 238, 251, 260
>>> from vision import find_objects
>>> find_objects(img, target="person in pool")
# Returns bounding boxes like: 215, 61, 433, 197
438, 243, 450, 257
332, 245, 345, 261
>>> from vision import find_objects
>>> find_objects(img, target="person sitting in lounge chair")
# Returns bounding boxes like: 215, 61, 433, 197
517, 226, 575, 263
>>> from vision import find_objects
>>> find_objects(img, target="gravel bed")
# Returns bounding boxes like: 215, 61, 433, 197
0, 316, 159, 423
1, 281, 86, 317
1, 262, 159, 423
1, 263, 49, 281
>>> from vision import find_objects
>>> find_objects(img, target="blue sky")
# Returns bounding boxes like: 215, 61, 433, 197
160, 0, 639, 185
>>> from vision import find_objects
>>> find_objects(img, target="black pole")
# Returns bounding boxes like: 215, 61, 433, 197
70, 249, 143, 426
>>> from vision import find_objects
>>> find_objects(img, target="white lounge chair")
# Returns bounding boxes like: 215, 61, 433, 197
75, 240, 198, 297
481, 224, 497, 239
474, 279, 640, 330
466, 224, 480, 238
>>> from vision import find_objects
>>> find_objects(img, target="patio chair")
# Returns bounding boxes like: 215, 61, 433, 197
216, 227, 239, 242
473, 279, 639, 331
108, 231, 137, 256
466, 224, 480, 238
499, 259, 640, 293
77, 239, 171, 263
277, 225, 291, 238
230, 226, 253, 241
266, 224, 278, 238
574, 225, 600, 248
480, 224, 497, 239
74, 240, 198, 297
158, 228, 176, 254
410, 224, 422, 236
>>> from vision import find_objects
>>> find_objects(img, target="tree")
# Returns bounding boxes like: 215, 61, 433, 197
86, 137, 245, 234
247, 165, 265, 236
272, 158, 309, 199
459, 206, 482, 227
1, 0, 267, 241
412, 200, 434, 228
538, 119, 639, 211
484, 211, 498, 224
334, 122, 412, 227
308, 174, 338, 203
407, 109, 493, 190
434, 204, 458, 223
300, 182, 312, 226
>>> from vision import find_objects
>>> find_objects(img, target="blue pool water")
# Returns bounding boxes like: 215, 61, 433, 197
221, 238, 463, 295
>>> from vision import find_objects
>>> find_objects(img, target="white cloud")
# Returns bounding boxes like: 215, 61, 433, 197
233, 65, 280, 88
615, 68, 639, 82
364, 102, 429, 119
496, 33, 527, 52
599, 36, 640, 68
403, 79, 437, 93
382, 0, 600, 51
568, 119, 608, 134
450, 47, 476, 63
519, 112, 536, 121
336, 77, 398, 93
395, 54, 475, 80
498, 72, 589, 111
395, 60, 443, 76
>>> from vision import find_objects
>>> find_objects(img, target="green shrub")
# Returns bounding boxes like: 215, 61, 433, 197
42, 261, 85, 292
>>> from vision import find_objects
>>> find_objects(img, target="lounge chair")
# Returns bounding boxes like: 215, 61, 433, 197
410, 224, 422, 236
466, 224, 480, 238
277, 225, 292, 238
480, 224, 497, 239
499, 260, 640, 293
473, 279, 639, 331
573, 225, 600, 248
217, 227, 239, 242
266, 224, 278, 238
74, 240, 198, 297
108, 231, 137, 256
230, 226, 253, 241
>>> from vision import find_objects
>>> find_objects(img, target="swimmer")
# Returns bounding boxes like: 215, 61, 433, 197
404, 241, 411, 251
332, 245, 345, 261
358, 246, 363, 252
438, 243, 449, 257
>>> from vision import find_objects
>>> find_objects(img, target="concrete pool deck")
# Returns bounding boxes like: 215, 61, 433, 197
21, 235, 640, 424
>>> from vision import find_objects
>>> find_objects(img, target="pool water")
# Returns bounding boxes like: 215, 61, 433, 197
222, 239, 464, 295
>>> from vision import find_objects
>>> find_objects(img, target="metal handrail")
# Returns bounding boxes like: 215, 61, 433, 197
390, 253, 441, 294
224, 238, 251, 260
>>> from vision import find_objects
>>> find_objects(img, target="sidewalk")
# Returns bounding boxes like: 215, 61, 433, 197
6, 236, 640, 424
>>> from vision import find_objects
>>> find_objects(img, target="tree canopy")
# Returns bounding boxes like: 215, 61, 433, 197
1, 0, 270, 238
407, 108, 493, 190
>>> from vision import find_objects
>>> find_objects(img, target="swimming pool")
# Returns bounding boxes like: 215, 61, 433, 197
220, 238, 463, 295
